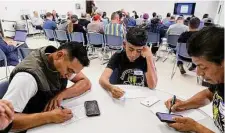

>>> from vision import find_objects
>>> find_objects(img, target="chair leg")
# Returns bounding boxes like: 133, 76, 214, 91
163, 50, 171, 62
171, 60, 177, 79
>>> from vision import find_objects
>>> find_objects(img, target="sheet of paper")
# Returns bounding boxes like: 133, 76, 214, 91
120, 89, 149, 99
150, 103, 206, 121
62, 104, 87, 125
141, 96, 160, 107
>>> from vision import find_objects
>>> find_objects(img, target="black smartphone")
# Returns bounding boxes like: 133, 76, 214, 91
156, 112, 183, 123
84, 100, 100, 117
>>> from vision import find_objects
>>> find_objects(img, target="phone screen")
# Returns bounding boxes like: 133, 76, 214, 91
156, 112, 182, 123
85, 100, 100, 117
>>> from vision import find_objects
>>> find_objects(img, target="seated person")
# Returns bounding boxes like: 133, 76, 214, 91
87, 14, 104, 33
0, 100, 14, 132
177, 17, 200, 74
43, 12, 57, 31
164, 16, 176, 27
31, 11, 43, 30
78, 12, 90, 29
145, 18, 167, 55
3, 42, 91, 132
105, 12, 125, 38
0, 35, 19, 66
99, 27, 157, 99
67, 15, 87, 44
165, 26, 224, 133
166, 16, 188, 35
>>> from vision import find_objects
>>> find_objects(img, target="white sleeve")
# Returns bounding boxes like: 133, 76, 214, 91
3, 72, 38, 113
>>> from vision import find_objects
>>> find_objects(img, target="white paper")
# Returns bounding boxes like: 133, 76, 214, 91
141, 96, 160, 107
120, 89, 149, 99
180, 5, 189, 13
61, 104, 87, 126
150, 104, 206, 121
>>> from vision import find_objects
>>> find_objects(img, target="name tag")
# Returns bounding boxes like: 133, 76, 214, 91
134, 70, 143, 76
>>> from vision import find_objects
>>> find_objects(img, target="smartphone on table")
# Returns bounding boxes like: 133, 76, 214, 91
156, 112, 183, 123
84, 100, 100, 117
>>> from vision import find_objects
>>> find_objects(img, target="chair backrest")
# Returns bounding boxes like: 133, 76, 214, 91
0, 49, 7, 67
70, 32, 84, 43
147, 32, 160, 44
0, 79, 9, 98
44, 29, 55, 40
177, 43, 191, 59
87, 32, 104, 46
13, 30, 27, 42
105, 34, 123, 47
18, 48, 35, 60
55, 30, 68, 41
167, 34, 180, 47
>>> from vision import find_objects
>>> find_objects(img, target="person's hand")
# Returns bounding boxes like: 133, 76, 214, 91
44, 92, 65, 112
141, 46, 153, 58
168, 117, 199, 132
49, 108, 73, 123
0, 100, 14, 130
7, 41, 17, 46
165, 98, 187, 112
110, 86, 125, 99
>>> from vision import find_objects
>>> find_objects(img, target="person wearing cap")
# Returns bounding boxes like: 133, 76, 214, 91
99, 27, 157, 99
87, 14, 104, 33
166, 16, 188, 35
204, 18, 215, 27
67, 15, 87, 44
78, 12, 90, 28
164, 16, 176, 27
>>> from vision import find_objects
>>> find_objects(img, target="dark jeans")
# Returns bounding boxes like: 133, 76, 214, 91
177, 55, 196, 68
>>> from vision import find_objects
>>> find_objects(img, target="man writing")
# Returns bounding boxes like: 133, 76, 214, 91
3, 42, 91, 132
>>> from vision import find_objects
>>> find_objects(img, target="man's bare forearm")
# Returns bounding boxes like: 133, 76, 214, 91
145, 56, 158, 89
195, 122, 215, 133
99, 77, 114, 92
12, 112, 52, 131
183, 89, 213, 110
62, 78, 91, 99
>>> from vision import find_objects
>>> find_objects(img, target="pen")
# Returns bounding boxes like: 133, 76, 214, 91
169, 95, 176, 114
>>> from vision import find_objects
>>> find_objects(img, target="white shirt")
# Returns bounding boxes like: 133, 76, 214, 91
3, 72, 76, 112
3, 72, 38, 112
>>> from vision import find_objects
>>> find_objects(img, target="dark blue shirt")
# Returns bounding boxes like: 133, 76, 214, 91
0, 36, 19, 66
43, 19, 57, 30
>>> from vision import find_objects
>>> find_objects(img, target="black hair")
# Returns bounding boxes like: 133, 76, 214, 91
126, 27, 148, 46
170, 16, 175, 20
166, 13, 171, 17
152, 12, 157, 18
133, 11, 137, 15
203, 14, 209, 19
186, 17, 191, 21
187, 26, 224, 65
116, 11, 123, 19
58, 42, 90, 66
102, 12, 107, 18
189, 17, 200, 29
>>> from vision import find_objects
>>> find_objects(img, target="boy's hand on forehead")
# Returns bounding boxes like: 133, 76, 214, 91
141, 46, 153, 58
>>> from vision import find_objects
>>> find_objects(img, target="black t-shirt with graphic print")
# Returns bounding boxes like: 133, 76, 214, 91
107, 50, 147, 87
208, 83, 224, 133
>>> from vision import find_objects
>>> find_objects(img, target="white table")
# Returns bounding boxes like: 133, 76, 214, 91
27, 84, 220, 133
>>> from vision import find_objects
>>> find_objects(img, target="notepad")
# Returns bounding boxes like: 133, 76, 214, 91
150, 103, 206, 121
62, 104, 87, 126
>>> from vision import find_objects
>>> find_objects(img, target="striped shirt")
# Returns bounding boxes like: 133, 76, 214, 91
104, 23, 125, 38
